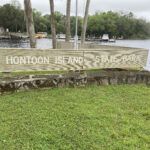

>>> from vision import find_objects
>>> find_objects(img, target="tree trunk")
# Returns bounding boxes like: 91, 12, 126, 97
24, 0, 36, 48
49, 0, 57, 49
66, 0, 71, 42
81, 0, 91, 46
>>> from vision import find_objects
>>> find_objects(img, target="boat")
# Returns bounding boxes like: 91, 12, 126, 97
57, 34, 66, 39
35, 32, 47, 39
101, 34, 109, 42
109, 39, 116, 42
100, 34, 116, 42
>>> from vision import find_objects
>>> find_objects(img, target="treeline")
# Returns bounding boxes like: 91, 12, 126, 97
0, 4, 26, 32
0, 4, 150, 39
87, 12, 150, 39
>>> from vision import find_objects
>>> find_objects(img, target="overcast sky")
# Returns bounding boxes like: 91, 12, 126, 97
1, 0, 150, 21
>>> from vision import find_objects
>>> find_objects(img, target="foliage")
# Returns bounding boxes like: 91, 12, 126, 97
0, 85, 150, 149
33, 9, 48, 33
87, 11, 150, 39
0, 4, 150, 39
0, 4, 26, 32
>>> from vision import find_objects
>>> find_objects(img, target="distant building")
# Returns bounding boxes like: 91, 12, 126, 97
0, 27, 5, 35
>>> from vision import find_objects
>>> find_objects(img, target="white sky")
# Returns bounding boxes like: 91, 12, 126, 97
1, 0, 150, 21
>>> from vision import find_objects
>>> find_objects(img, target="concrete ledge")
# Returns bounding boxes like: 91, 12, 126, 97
0, 70, 150, 94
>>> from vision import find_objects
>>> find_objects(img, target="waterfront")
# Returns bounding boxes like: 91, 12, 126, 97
100, 39, 150, 49
0, 39, 52, 49
0, 38, 150, 49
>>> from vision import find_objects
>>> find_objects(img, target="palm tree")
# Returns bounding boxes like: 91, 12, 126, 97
49, 0, 57, 49
24, 0, 36, 48
66, 0, 71, 42
81, 0, 91, 46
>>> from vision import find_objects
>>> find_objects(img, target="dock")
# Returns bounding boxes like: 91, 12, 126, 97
0, 35, 11, 40
9, 33, 29, 40
0, 33, 29, 40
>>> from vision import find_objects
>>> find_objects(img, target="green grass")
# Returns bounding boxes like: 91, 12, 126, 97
0, 85, 150, 150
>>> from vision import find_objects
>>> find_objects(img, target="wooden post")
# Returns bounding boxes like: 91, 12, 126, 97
81, 0, 91, 46
24, 0, 36, 48
49, 0, 57, 49
66, 0, 71, 42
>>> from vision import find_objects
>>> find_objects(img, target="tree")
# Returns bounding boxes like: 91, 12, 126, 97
24, 0, 36, 48
81, 0, 91, 45
55, 11, 66, 34
33, 10, 48, 33
70, 16, 82, 36
49, 0, 57, 49
66, 0, 71, 42
0, 4, 25, 32
0, 3, 150, 40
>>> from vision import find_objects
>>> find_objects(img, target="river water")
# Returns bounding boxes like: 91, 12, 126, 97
99, 39, 150, 49
0, 39, 52, 49
0, 38, 150, 49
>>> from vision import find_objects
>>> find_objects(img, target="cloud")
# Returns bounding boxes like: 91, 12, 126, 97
1, 0, 150, 20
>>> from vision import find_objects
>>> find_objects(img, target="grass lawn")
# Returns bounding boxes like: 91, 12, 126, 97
0, 85, 150, 150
